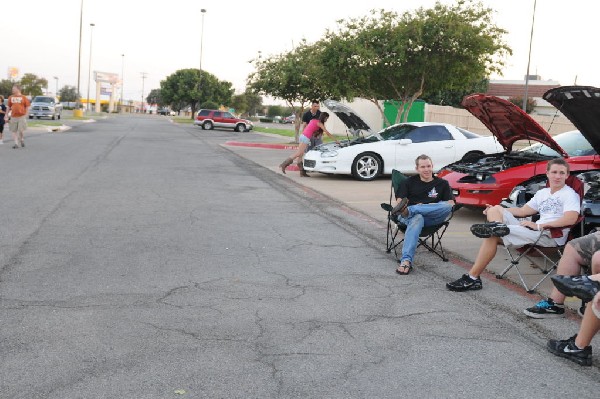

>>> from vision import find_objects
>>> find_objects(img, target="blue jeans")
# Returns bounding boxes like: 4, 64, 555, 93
396, 202, 453, 264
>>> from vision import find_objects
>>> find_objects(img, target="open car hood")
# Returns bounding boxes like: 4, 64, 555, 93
461, 94, 568, 157
543, 86, 600, 155
323, 99, 372, 136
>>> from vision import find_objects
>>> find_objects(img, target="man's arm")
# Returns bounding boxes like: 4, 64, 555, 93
539, 211, 579, 230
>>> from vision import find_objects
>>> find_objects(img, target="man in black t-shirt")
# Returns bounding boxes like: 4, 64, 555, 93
302, 100, 322, 149
393, 154, 454, 274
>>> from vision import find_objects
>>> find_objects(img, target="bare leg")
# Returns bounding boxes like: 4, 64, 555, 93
485, 205, 505, 222
469, 236, 502, 278
574, 297, 600, 348
549, 243, 586, 304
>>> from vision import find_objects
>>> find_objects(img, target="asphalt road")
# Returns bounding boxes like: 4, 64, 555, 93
0, 115, 598, 398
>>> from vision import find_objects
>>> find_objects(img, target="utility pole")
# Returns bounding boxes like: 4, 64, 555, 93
141, 72, 148, 113
522, 0, 537, 112
76, 0, 83, 109
121, 54, 125, 113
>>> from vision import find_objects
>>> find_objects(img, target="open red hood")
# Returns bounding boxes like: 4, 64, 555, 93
543, 86, 600, 155
461, 94, 568, 157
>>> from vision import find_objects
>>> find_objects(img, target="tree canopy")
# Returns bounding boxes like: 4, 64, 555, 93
20, 73, 48, 97
246, 0, 511, 131
59, 85, 79, 102
160, 69, 234, 118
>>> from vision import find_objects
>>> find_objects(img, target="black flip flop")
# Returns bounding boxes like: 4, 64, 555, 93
396, 260, 413, 275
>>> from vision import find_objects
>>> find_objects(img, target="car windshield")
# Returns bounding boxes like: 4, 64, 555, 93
520, 130, 596, 157
378, 124, 419, 141
33, 97, 52, 103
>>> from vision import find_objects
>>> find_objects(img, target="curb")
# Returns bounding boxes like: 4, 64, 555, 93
224, 141, 298, 150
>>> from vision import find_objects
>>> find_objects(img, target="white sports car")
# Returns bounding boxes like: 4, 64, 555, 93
303, 100, 502, 181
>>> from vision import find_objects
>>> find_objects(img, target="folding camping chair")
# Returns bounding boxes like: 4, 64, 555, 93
495, 174, 584, 293
381, 169, 454, 262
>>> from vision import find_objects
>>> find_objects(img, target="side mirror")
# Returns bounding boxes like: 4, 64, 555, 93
398, 139, 413, 145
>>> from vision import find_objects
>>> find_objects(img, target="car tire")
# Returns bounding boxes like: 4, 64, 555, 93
351, 152, 382, 181
235, 123, 245, 132
58, 114, 61, 120
461, 151, 484, 161
203, 121, 213, 130
37, 116, 41, 119
52, 115, 56, 120
29, 116, 33, 119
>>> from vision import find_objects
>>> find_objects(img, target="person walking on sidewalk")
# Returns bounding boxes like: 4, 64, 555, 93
6, 85, 30, 149
0, 95, 6, 144
389, 154, 455, 275
279, 112, 339, 177
446, 159, 580, 292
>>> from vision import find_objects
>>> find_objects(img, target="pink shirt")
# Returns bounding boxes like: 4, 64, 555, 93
302, 119, 321, 139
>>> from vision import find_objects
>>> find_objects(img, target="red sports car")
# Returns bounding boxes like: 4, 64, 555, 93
437, 87, 600, 208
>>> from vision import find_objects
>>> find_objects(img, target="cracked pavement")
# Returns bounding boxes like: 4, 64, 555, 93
0, 115, 598, 398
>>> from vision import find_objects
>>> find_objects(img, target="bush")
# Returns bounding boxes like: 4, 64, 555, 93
508, 96, 536, 114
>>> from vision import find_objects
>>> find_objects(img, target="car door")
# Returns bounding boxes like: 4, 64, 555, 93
395, 125, 456, 172
221, 112, 237, 129
212, 111, 225, 128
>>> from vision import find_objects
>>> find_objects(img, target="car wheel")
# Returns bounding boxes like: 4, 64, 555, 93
37, 116, 41, 119
29, 116, 33, 119
235, 123, 245, 132
57, 113, 61, 120
203, 121, 213, 130
52, 115, 56, 120
461, 151, 484, 161
351, 152, 382, 181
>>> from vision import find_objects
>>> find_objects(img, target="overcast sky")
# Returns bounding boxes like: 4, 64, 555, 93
3, 0, 599, 104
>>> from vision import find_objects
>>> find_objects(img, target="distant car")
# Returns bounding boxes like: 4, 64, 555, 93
29, 96, 63, 120
283, 115, 295, 124
302, 99, 501, 181
157, 108, 176, 116
194, 109, 253, 132
438, 89, 600, 208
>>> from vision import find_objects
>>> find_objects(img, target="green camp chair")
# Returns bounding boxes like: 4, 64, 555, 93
381, 169, 454, 262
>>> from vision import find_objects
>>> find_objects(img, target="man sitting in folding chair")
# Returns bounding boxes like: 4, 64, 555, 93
385, 154, 455, 275
446, 158, 580, 292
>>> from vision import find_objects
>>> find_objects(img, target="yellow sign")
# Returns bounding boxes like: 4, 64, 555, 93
7, 67, 19, 80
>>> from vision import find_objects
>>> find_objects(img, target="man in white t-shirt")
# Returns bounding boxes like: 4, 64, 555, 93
446, 158, 581, 292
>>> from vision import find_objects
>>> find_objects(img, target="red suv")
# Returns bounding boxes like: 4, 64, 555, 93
194, 109, 253, 132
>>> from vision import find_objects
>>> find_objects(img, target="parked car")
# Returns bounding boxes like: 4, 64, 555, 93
302, 99, 501, 181
29, 96, 63, 120
194, 109, 253, 132
157, 108, 176, 116
283, 115, 295, 124
437, 88, 600, 208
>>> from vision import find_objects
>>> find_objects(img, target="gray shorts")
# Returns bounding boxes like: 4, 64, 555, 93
568, 231, 600, 266
9, 116, 27, 133
500, 210, 557, 247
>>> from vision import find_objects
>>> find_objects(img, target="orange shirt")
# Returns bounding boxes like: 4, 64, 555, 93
8, 95, 30, 118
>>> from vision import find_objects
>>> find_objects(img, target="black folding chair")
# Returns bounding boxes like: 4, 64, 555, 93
381, 169, 454, 262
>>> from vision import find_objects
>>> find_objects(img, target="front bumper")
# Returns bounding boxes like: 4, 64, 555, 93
303, 155, 342, 173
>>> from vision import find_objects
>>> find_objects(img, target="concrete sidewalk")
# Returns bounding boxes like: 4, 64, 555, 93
222, 133, 584, 312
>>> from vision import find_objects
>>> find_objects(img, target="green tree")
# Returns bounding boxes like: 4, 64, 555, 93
267, 105, 284, 117
318, 1, 511, 124
0, 79, 13, 98
160, 69, 234, 119
59, 85, 80, 102
230, 93, 248, 116
19, 73, 48, 96
421, 79, 489, 107
244, 91, 262, 116
200, 101, 219, 109
146, 88, 163, 106
248, 40, 334, 141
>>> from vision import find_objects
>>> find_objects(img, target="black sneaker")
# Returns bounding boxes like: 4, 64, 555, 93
21, 141, 24, 147
523, 298, 565, 318
12, 144, 18, 149
551, 275, 600, 302
446, 274, 482, 291
547, 335, 592, 366
470, 222, 510, 238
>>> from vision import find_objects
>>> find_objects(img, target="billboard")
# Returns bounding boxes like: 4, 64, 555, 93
7, 67, 19, 80
94, 71, 120, 84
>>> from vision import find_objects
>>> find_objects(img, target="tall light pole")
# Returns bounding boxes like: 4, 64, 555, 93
121, 54, 125, 113
141, 72, 148, 113
200, 9, 207, 71
522, 0, 537, 112
54, 76, 59, 97
86, 23, 95, 112
76, 0, 83, 109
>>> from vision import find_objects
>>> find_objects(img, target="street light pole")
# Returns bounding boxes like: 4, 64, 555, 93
86, 23, 95, 112
54, 76, 59, 97
141, 72, 148, 113
121, 54, 125, 113
522, 0, 537, 112
76, 0, 83, 109
200, 9, 207, 71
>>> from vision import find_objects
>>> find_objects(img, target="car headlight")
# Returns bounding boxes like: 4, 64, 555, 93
321, 151, 338, 158
476, 173, 486, 181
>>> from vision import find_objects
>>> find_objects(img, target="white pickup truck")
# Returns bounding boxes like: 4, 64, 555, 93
29, 96, 63, 120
